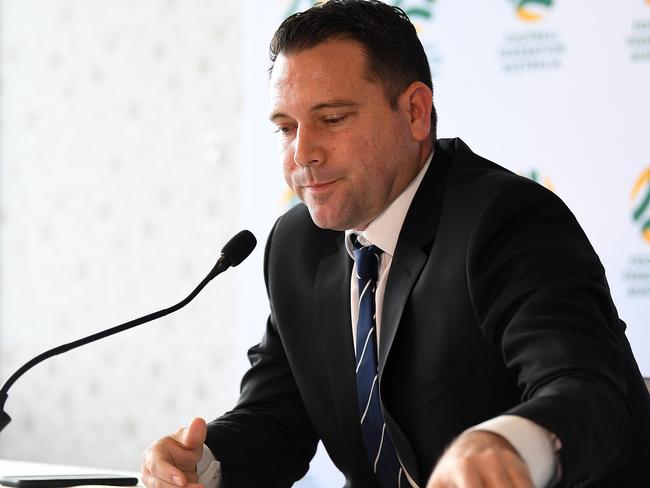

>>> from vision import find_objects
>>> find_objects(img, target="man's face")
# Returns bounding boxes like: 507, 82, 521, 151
269, 38, 427, 231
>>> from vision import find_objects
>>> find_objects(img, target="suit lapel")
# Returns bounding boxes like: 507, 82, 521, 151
378, 140, 454, 372
378, 241, 427, 373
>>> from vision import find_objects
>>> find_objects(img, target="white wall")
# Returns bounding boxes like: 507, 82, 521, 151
0, 0, 245, 472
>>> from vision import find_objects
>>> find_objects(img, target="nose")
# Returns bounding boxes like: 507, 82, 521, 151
293, 124, 323, 167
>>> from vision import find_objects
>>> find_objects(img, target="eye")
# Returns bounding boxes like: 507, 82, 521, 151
274, 125, 295, 135
324, 114, 348, 125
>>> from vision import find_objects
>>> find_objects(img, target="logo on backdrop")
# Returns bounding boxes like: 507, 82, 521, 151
622, 168, 650, 298
626, 19, 650, 63
500, 0, 564, 72
622, 254, 650, 297
631, 168, 650, 244
511, 0, 553, 22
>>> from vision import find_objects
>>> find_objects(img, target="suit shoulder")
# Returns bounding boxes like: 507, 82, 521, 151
439, 138, 560, 212
276, 201, 313, 230
445, 139, 531, 191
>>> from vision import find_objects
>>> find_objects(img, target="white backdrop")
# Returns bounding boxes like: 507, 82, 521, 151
0, 0, 246, 473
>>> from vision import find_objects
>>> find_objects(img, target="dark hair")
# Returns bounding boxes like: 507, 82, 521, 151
269, 0, 437, 139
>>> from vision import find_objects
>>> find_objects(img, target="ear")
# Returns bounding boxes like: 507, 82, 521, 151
400, 81, 433, 142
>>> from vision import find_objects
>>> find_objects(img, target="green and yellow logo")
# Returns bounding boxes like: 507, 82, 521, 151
631, 167, 650, 243
511, 0, 553, 22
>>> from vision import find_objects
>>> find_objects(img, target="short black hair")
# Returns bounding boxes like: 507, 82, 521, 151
269, 0, 437, 139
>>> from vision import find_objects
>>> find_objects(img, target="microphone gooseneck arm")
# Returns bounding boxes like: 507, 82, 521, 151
0, 229, 256, 434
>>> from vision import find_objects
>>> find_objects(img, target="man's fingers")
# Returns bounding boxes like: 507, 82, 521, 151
486, 448, 534, 488
142, 465, 204, 488
427, 431, 535, 488
429, 452, 527, 488
141, 419, 208, 488
143, 445, 188, 485
472, 449, 518, 488
164, 418, 207, 469
428, 458, 485, 488
175, 417, 208, 450
452, 459, 485, 488
141, 466, 176, 488
504, 452, 535, 488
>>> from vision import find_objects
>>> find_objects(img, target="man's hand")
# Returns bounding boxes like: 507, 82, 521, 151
141, 417, 208, 488
427, 430, 534, 488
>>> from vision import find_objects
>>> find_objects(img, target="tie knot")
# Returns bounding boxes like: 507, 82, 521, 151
352, 238, 382, 281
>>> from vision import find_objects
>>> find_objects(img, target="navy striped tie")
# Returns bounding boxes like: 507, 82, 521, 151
352, 238, 403, 487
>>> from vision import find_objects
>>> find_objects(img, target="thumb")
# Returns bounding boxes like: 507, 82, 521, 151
178, 417, 207, 450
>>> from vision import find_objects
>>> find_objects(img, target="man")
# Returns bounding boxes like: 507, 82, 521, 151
141, 1, 650, 487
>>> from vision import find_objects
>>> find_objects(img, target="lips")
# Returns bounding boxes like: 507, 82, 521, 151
306, 181, 334, 188
303, 180, 338, 193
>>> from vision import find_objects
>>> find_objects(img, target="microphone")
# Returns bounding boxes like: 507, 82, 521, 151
0, 229, 257, 434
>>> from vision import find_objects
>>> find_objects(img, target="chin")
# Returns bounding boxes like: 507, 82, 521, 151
307, 208, 348, 231
312, 218, 347, 231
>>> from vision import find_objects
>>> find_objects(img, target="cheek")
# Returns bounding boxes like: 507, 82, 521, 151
282, 160, 293, 188
282, 158, 301, 195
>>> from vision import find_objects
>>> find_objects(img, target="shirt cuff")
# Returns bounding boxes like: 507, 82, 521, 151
467, 414, 560, 488
197, 444, 222, 488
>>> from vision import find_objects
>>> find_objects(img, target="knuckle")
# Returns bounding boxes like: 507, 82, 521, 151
150, 458, 169, 480
482, 447, 500, 462
143, 473, 169, 488
142, 450, 155, 472
140, 470, 156, 488
143, 447, 162, 472
500, 449, 525, 470
456, 455, 473, 471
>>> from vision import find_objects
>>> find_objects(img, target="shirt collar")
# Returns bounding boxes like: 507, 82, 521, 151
345, 149, 434, 258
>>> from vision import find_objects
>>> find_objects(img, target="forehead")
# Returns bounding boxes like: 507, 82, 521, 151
269, 39, 376, 114
272, 38, 368, 78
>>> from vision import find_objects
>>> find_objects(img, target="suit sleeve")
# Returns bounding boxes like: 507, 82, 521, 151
465, 179, 633, 486
204, 221, 319, 487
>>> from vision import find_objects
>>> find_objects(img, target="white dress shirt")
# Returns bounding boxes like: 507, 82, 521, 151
199, 151, 558, 488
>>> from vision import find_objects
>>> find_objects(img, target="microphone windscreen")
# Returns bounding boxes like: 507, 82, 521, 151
221, 230, 257, 266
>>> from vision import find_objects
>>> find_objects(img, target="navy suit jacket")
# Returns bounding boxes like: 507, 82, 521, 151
206, 138, 650, 487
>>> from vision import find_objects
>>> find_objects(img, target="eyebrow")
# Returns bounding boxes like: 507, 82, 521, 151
269, 100, 360, 121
